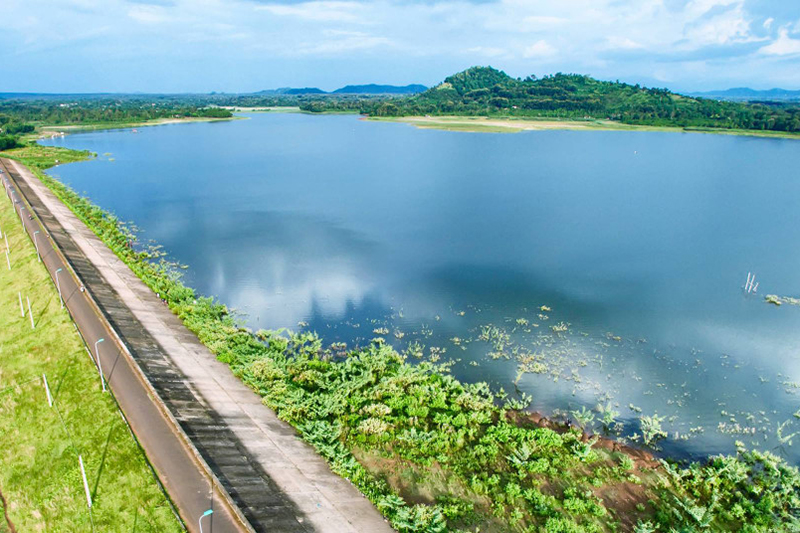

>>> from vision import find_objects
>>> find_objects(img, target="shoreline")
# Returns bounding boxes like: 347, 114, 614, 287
33, 115, 243, 140
368, 115, 800, 139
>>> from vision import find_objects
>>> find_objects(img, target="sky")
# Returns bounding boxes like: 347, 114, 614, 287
1, 0, 799, 93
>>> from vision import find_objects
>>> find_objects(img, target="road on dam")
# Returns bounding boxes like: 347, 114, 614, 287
0, 157, 392, 533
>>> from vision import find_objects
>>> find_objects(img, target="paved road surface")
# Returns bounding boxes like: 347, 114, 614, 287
0, 157, 393, 533
0, 158, 249, 533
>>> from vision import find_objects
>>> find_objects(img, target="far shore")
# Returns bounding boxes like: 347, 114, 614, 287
217, 105, 302, 113
368, 115, 800, 139
34, 115, 243, 139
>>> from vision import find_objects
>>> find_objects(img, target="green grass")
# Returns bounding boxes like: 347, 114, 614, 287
0, 173, 183, 532
1, 145, 93, 170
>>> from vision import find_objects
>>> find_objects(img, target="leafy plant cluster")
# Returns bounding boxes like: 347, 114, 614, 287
0, 114, 34, 150
8, 145, 800, 532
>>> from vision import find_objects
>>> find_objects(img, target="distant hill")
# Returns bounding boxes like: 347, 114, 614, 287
347, 66, 800, 134
253, 84, 426, 96
689, 88, 800, 102
284, 87, 326, 95
332, 84, 427, 95
253, 87, 326, 95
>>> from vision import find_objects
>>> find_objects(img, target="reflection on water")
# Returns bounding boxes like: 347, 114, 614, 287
41, 113, 800, 463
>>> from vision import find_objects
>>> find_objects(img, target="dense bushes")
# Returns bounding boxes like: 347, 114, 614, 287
0, 134, 19, 151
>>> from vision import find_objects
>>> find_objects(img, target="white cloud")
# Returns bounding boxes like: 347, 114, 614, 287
128, 5, 168, 24
523, 40, 556, 58
465, 46, 507, 58
256, 1, 363, 23
603, 36, 644, 50
483, 7, 568, 34
293, 33, 392, 56
763, 17, 774, 29
682, 3, 760, 47
760, 27, 800, 56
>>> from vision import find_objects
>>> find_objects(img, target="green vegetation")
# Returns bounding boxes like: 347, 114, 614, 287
5, 67, 800, 143
8, 143, 800, 532
315, 66, 800, 136
0, 98, 233, 151
0, 170, 182, 532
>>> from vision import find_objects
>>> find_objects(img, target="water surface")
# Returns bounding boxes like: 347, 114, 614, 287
41, 113, 800, 462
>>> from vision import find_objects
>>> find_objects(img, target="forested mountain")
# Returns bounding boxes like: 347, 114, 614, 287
356, 66, 800, 133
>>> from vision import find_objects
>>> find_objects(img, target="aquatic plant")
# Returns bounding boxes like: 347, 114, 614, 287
597, 402, 621, 432
640, 414, 667, 447
571, 406, 596, 431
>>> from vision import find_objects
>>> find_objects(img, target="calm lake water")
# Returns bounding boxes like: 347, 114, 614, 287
41, 113, 800, 463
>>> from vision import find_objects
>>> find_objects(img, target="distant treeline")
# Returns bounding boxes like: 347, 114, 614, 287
3, 68, 800, 150
0, 99, 232, 150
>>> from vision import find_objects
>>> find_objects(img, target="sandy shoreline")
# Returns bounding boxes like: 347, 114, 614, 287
35, 115, 243, 139
369, 115, 800, 139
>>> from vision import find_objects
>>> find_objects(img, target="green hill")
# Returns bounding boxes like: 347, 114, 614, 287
365, 66, 800, 134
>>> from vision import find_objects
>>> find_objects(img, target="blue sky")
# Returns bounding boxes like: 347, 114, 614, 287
1, 0, 799, 93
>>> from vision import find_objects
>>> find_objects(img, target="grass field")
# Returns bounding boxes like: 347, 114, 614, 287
0, 171, 183, 532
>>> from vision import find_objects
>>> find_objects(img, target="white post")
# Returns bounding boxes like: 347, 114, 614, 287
18, 291, 24, 317
56, 268, 63, 308
3, 232, 8, 250
27, 297, 34, 329
34, 230, 40, 262
79, 455, 92, 508
199, 509, 213, 533
94, 338, 106, 392
43, 373, 53, 407
5, 248, 10, 270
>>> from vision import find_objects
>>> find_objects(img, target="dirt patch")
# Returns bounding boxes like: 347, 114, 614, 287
0, 485, 18, 533
507, 410, 661, 470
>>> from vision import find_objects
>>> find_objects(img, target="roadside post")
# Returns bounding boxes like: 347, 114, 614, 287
94, 338, 106, 392
34, 230, 41, 261
43, 373, 53, 407
199, 509, 213, 533
27, 296, 34, 329
55, 267, 63, 308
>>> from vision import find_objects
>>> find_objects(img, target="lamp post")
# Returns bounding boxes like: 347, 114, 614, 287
94, 338, 106, 392
55, 268, 63, 308
199, 509, 213, 533
34, 230, 40, 262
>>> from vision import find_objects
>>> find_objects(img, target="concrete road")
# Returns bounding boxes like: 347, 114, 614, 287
1, 156, 394, 533
0, 158, 249, 533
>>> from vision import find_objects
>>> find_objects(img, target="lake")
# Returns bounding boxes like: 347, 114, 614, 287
40, 113, 800, 463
